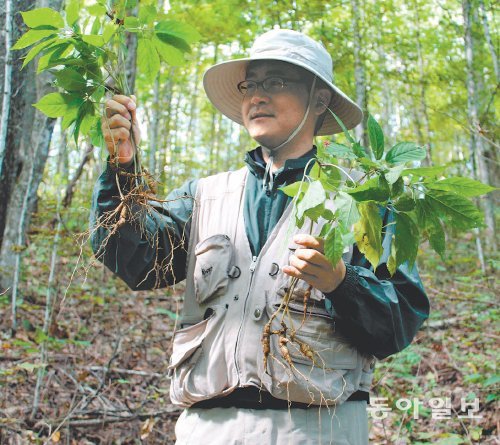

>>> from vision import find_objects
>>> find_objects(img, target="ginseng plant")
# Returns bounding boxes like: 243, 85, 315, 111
13, 0, 200, 278
263, 111, 497, 385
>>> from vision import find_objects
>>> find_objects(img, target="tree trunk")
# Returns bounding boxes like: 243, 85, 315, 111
0, 0, 62, 293
148, 75, 160, 177
478, 0, 498, 81
351, 0, 368, 148
0, 0, 36, 254
462, 0, 497, 253
413, 0, 433, 165
0, 0, 13, 178
62, 141, 94, 208
185, 47, 202, 154
209, 44, 218, 174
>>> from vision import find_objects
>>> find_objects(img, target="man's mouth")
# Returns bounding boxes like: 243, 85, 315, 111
250, 112, 274, 120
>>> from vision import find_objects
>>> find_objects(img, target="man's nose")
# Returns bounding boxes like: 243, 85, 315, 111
249, 86, 270, 104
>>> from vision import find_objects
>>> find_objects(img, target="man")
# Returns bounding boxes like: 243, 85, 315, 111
92, 29, 429, 444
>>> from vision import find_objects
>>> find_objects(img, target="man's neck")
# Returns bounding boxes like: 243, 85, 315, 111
261, 143, 315, 171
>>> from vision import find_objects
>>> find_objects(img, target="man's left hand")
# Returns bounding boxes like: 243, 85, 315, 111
282, 234, 346, 294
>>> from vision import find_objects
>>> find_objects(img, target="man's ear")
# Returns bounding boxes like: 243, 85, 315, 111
315, 89, 332, 114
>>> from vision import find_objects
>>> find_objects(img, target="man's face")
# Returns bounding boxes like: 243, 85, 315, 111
240, 61, 316, 150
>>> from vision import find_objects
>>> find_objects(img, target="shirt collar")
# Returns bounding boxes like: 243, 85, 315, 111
244, 146, 317, 179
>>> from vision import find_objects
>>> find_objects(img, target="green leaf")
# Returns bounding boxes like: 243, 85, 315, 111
334, 191, 360, 227
357, 156, 379, 171
66, 0, 81, 26
21, 37, 57, 68
387, 240, 397, 276
53, 68, 86, 91
427, 217, 446, 259
354, 202, 383, 269
425, 190, 484, 230
319, 164, 342, 192
87, 3, 107, 16
385, 165, 406, 185
326, 142, 357, 160
155, 20, 201, 44
21, 8, 64, 29
367, 114, 384, 160
61, 102, 81, 130
12, 29, 57, 50
296, 180, 325, 220
321, 208, 335, 220
155, 32, 191, 54
304, 202, 325, 222
280, 181, 308, 198
33, 92, 73, 117
152, 35, 186, 66
326, 109, 355, 144
427, 177, 497, 197
138, 37, 161, 83
139, 5, 157, 25
404, 165, 447, 177
352, 142, 367, 158
102, 22, 118, 43
79, 111, 97, 136
394, 213, 419, 268
82, 34, 105, 47
395, 195, 416, 212
37, 42, 72, 73
348, 176, 390, 202
308, 162, 321, 180
324, 227, 345, 266
156, 308, 178, 320
391, 177, 404, 198
124, 16, 141, 31
386, 142, 426, 164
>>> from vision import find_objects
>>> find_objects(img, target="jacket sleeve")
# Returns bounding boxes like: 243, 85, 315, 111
324, 209, 430, 360
89, 163, 197, 290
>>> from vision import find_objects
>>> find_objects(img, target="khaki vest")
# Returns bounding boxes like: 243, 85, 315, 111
168, 167, 375, 408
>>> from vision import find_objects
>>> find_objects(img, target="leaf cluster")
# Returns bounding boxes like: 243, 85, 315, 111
281, 112, 496, 274
13, 0, 200, 144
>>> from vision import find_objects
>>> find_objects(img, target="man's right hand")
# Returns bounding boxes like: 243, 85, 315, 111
102, 95, 141, 167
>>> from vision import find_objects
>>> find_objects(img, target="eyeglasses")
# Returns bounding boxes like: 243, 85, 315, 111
236, 77, 304, 96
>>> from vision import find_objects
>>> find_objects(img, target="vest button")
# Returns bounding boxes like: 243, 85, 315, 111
254, 308, 262, 318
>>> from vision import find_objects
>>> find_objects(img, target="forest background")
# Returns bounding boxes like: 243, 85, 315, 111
0, 0, 498, 443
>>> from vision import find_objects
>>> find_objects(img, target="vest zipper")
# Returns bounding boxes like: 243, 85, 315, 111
234, 255, 258, 380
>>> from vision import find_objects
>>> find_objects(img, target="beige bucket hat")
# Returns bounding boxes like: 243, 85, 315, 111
203, 29, 362, 136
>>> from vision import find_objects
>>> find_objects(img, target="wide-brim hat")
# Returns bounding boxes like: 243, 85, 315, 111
203, 29, 363, 136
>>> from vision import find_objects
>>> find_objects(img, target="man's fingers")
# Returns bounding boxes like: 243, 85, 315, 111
289, 253, 323, 273
104, 95, 136, 119
103, 128, 130, 146
293, 234, 324, 253
104, 114, 132, 130
282, 265, 316, 282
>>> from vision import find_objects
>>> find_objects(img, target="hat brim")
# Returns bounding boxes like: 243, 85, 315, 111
203, 55, 363, 136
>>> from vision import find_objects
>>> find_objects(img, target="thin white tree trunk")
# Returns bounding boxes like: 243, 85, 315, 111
148, 75, 160, 177
479, 0, 499, 81
351, 0, 368, 148
463, 0, 496, 260
31, 209, 61, 418
0, 0, 13, 178
413, 0, 432, 165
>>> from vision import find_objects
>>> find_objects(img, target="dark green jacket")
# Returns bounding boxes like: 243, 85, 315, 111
91, 146, 429, 360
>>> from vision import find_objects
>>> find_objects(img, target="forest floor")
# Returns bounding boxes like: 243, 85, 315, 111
0, 204, 498, 445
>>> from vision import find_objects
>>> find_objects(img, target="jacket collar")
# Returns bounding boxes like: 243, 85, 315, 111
244, 146, 317, 181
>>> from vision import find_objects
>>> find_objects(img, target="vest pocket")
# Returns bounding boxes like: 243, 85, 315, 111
260, 299, 363, 406
168, 305, 232, 407
194, 234, 234, 304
